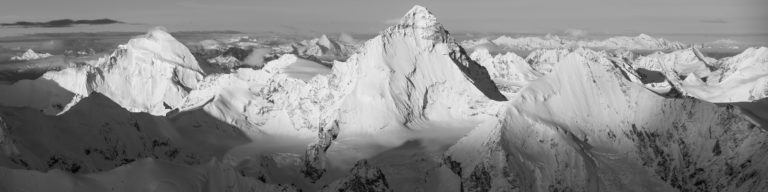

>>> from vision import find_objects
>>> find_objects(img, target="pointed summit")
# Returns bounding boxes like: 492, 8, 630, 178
317, 34, 337, 49
399, 5, 438, 28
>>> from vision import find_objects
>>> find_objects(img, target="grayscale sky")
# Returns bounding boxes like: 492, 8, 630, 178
1, 0, 766, 35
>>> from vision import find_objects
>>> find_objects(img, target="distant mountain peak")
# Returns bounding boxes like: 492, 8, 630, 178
636, 33, 653, 39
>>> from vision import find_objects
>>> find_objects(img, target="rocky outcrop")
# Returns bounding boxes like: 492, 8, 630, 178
320, 160, 393, 192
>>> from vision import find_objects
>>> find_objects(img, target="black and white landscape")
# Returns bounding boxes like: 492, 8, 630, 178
1, 1, 767, 192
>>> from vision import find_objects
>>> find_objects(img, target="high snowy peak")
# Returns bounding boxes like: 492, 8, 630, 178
293, 34, 356, 63
385, 5, 453, 47
295, 5, 509, 180
380, 5, 505, 101
398, 5, 438, 29
10, 49, 53, 61
0, 27, 206, 116
317, 34, 336, 49
88, 27, 205, 115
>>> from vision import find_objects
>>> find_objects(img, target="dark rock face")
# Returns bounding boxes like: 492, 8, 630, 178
321, 160, 393, 192
222, 47, 252, 61
449, 47, 508, 101
302, 120, 340, 181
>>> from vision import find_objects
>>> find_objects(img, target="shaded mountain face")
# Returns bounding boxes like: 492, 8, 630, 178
1, 4, 768, 192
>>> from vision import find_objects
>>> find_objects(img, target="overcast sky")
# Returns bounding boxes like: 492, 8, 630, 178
1, 0, 766, 35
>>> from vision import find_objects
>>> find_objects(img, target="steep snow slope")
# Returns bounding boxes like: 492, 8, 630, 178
446, 49, 768, 191
0, 115, 18, 157
524, 48, 572, 74
470, 48, 541, 94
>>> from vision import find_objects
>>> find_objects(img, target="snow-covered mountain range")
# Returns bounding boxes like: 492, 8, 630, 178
462, 33, 688, 51
0, 5, 767, 192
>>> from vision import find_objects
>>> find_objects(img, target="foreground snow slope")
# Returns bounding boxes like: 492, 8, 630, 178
0, 158, 298, 192
446, 49, 768, 191
0, 93, 253, 173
